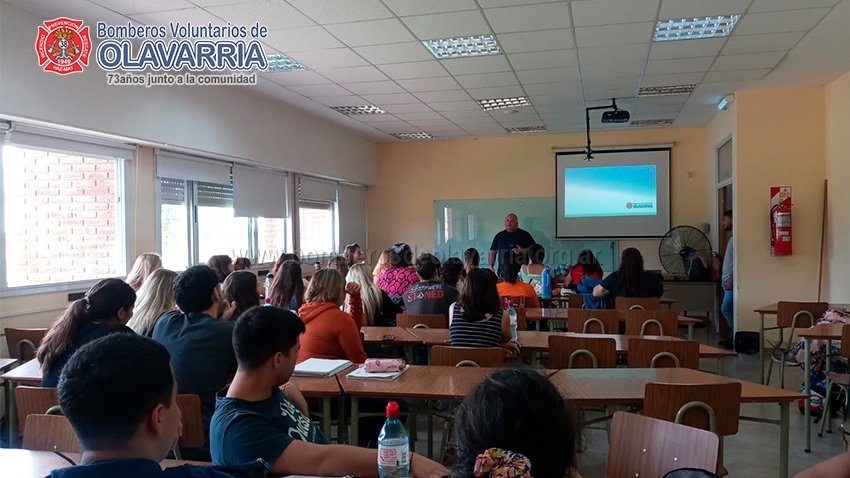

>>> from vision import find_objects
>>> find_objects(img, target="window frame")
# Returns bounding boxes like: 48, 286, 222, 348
297, 199, 338, 260
0, 145, 129, 297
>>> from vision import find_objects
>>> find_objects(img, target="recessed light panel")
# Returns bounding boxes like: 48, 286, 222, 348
331, 105, 387, 115
391, 132, 434, 140
422, 35, 501, 59
264, 54, 306, 72
630, 118, 675, 127
477, 97, 531, 111
638, 85, 696, 97
654, 15, 740, 42
506, 126, 547, 134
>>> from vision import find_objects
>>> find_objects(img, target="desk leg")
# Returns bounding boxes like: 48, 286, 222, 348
718, 357, 725, 376
322, 397, 332, 443
805, 338, 812, 453
535, 320, 541, 332
780, 401, 790, 478
351, 396, 359, 447
759, 312, 766, 385
687, 324, 694, 340
339, 397, 348, 444
7, 381, 17, 448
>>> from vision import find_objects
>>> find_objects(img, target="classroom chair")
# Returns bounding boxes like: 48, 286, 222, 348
644, 382, 742, 475
820, 324, 850, 438
567, 293, 585, 309
549, 335, 617, 369
501, 296, 528, 308
607, 412, 719, 478
4, 327, 47, 362
628, 338, 700, 369
765, 301, 830, 389
173, 394, 205, 460
396, 313, 447, 329
567, 309, 619, 334
624, 309, 680, 337
15, 386, 58, 437
615, 297, 660, 311
22, 414, 79, 453
431, 346, 503, 368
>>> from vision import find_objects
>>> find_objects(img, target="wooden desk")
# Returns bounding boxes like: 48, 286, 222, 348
1, 359, 42, 448
523, 308, 701, 339
360, 327, 422, 345
796, 323, 846, 453
2, 449, 209, 478
540, 296, 677, 308
0, 358, 17, 372
551, 368, 803, 478
289, 375, 341, 440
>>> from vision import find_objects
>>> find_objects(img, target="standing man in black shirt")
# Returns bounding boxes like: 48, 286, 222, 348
489, 213, 536, 277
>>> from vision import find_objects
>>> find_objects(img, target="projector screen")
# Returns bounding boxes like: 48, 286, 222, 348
556, 148, 671, 238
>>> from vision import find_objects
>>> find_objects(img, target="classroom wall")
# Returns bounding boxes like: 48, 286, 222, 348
369, 127, 710, 271
824, 69, 850, 304
734, 87, 827, 332
0, 3, 377, 185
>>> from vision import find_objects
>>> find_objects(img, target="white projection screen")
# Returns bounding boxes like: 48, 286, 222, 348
556, 148, 671, 238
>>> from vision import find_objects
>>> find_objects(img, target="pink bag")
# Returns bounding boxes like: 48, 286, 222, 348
363, 358, 406, 373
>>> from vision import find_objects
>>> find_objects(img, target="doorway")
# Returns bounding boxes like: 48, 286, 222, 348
716, 137, 733, 339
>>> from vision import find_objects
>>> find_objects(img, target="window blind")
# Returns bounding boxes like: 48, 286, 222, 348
6, 124, 135, 160
196, 182, 233, 208
160, 178, 186, 204
337, 183, 368, 252
299, 176, 337, 203
156, 150, 231, 185
232, 165, 289, 219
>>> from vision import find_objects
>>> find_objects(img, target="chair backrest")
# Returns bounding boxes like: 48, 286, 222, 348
776, 301, 830, 329
567, 294, 584, 309
548, 335, 617, 369
431, 346, 503, 368
842, 325, 850, 360
22, 414, 80, 453
615, 297, 661, 311
628, 338, 699, 370
396, 313, 447, 329
644, 382, 742, 436
608, 412, 719, 478
4, 328, 48, 361
624, 309, 680, 337
15, 386, 59, 433
501, 296, 527, 308
176, 394, 205, 449
567, 309, 619, 335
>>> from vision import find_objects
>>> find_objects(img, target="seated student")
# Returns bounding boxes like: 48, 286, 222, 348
795, 449, 850, 478
223, 270, 261, 321
452, 368, 579, 478
343, 243, 362, 267
441, 257, 466, 293
126, 252, 162, 291
326, 255, 363, 327
207, 255, 234, 284
449, 269, 520, 354
152, 265, 238, 459
404, 253, 459, 320
593, 247, 663, 299
272, 253, 310, 289
128, 269, 178, 337
296, 269, 367, 363
463, 248, 480, 276
40, 278, 136, 387
346, 263, 402, 326
54, 333, 260, 478
210, 306, 448, 478
568, 249, 603, 291
519, 244, 546, 284
268, 260, 305, 312
496, 255, 540, 308
372, 248, 391, 283
233, 257, 252, 271
376, 243, 420, 306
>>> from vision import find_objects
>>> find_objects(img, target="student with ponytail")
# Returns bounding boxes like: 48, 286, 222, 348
39, 278, 137, 387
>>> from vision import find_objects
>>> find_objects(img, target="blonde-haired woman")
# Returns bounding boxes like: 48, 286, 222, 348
372, 248, 391, 283
346, 264, 402, 326
127, 268, 178, 337
126, 253, 162, 291
297, 269, 366, 364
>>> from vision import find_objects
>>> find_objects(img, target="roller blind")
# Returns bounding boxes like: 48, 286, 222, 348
232, 165, 289, 218
6, 124, 135, 160
160, 178, 186, 204
299, 176, 337, 203
337, 183, 368, 252
196, 182, 233, 208
156, 150, 231, 185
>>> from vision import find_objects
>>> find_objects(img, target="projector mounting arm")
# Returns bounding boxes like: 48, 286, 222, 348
584, 99, 620, 161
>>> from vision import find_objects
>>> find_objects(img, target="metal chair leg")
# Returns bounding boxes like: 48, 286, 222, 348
779, 354, 786, 389
821, 381, 834, 437
766, 350, 775, 386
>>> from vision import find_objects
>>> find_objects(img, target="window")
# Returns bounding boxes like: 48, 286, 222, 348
1, 144, 125, 288
298, 201, 335, 257
717, 138, 733, 183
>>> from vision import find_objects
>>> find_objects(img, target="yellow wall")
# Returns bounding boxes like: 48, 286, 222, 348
734, 87, 827, 332
370, 127, 710, 271
825, 70, 850, 303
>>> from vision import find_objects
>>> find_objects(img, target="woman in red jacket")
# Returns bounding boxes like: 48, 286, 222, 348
568, 249, 604, 291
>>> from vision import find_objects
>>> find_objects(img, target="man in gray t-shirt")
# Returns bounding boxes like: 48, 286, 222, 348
719, 210, 734, 349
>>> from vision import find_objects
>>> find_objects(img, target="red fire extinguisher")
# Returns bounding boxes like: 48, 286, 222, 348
771, 198, 792, 256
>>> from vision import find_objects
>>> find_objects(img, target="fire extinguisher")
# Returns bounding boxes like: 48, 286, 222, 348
771, 198, 792, 256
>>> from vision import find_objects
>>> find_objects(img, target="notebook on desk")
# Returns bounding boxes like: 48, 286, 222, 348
292, 358, 352, 377
346, 365, 408, 381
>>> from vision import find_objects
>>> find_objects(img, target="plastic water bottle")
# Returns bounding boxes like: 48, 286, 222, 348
265, 273, 273, 298
314, 260, 321, 272
378, 401, 410, 478
507, 302, 518, 342
263, 297, 272, 307
541, 266, 552, 299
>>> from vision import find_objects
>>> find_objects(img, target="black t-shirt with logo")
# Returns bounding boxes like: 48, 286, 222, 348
402, 280, 459, 319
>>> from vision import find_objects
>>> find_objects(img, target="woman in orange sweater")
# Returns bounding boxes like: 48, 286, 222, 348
496, 255, 540, 308
297, 268, 367, 364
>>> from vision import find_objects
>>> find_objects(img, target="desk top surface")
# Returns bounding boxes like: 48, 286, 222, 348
360, 327, 422, 345
1, 449, 209, 478
799, 323, 846, 340
515, 332, 735, 357
1, 359, 41, 383
523, 308, 701, 324
0, 358, 18, 371
289, 375, 342, 397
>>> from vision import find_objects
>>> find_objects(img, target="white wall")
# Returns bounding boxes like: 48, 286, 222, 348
825, 69, 850, 303
0, 2, 377, 185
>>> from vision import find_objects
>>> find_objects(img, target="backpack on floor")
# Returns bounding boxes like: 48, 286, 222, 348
663, 469, 721, 478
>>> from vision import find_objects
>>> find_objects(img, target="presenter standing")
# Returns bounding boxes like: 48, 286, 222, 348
489, 214, 535, 277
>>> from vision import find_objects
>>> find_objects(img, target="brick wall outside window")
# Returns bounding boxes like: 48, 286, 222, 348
3, 146, 119, 287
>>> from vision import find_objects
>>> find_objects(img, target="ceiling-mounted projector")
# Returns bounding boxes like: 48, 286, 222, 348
584, 98, 632, 160
601, 109, 630, 123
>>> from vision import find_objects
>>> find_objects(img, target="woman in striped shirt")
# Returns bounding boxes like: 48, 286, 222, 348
449, 268, 520, 355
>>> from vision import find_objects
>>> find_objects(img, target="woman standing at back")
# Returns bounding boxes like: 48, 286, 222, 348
593, 247, 663, 299
450, 269, 520, 355
375, 243, 420, 306
127, 268, 177, 337
39, 278, 136, 387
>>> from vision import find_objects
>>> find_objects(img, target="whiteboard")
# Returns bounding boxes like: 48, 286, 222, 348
433, 197, 618, 272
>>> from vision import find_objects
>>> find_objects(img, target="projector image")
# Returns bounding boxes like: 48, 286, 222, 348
601, 109, 630, 123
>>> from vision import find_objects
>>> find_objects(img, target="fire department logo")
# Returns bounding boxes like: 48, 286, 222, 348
626, 202, 633, 209
35, 18, 91, 75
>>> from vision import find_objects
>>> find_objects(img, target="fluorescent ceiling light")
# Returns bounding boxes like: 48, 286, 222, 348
331, 105, 387, 115
638, 85, 695, 97
422, 35, 501, 59
391, 132, 433, 140
717, 94, 735, 111
654, 15, 740, 42
477, 97, 530, 111
506, 126, 547, 134
630, 118, 674, 127
264, 54, 306, 72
